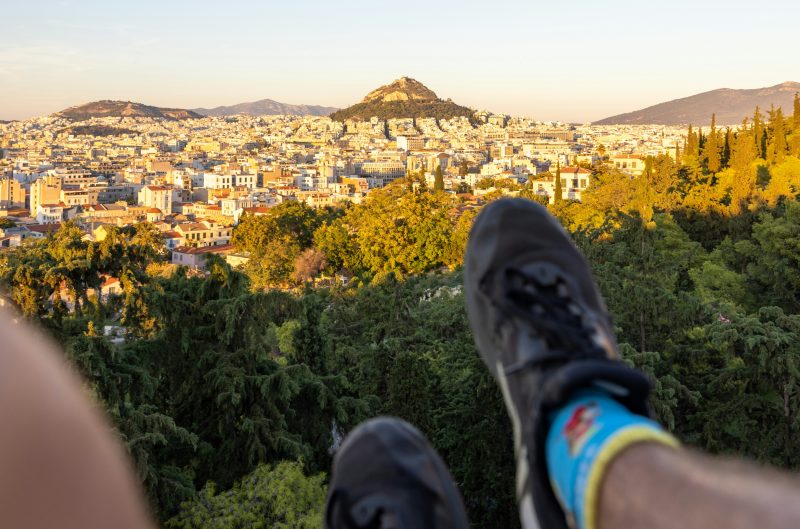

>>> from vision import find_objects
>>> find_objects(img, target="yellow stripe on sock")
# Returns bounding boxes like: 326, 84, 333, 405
583, 426, 680, 529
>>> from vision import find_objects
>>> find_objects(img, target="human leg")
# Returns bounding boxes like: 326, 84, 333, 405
465, 197, 800, 529
0, 308, 155, 529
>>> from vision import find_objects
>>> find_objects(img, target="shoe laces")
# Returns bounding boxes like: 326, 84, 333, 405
493, 265, 606, 373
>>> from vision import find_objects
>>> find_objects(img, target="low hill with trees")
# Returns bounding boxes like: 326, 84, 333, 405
330, 77, 476, 123
57, 100, 203, 121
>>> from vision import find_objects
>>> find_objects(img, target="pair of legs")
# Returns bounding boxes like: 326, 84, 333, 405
324, 199, 800, 529
2, 199, 800, 529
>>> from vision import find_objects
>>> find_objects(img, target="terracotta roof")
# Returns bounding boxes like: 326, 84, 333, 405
101, 276, 120, 287
173, 244, 235, 255
147, 208, 162, 214
559, 166, 591, 174
26, 224, 61, 234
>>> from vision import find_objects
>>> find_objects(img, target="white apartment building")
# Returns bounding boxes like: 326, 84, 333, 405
610, 156, 645, 176
138, 185, 172, 214
202, 173, 234, 190
233, 173, 257, 189
220, 197, 254, 219
531, 167, 592, 203
295, 169, 327, 191
36, 204, 65, 224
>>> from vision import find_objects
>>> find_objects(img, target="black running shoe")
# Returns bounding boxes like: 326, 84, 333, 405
464, 198, 652, 529
324, 417, 470, 529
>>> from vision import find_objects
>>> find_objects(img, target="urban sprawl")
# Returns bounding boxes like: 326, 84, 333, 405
0, 113, 687, 268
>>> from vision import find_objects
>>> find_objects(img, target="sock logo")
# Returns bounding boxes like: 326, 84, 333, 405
563, 402, 600, 456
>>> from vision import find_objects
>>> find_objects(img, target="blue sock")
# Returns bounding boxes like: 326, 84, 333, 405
545, 390, 679, 529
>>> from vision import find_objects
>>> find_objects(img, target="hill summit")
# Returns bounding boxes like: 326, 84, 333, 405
330, 77, 475, 122
595, 82, 800, 126
57, 100, 202, 121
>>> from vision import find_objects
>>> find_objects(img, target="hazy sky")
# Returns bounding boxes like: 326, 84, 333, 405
1, 0, 797, 122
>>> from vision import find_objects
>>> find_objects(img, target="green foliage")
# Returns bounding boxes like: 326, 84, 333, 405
554, 163, 563, 203
315, 184, 465, 277
232, 202, 331, 287
166, 461, 326, 529
434, 165, 445, 191
318, 273, 519, 527
330, 99, 475, 125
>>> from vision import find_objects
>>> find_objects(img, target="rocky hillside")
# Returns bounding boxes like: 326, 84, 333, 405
595, 82, 800, 125
57, 100, 202, 121
193, 99, 337, 117
330, 77, 475, 122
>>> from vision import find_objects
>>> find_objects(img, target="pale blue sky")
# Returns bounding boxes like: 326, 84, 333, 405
1, 0, 797, 121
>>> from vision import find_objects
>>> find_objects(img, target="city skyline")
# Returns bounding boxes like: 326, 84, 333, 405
2, 0, 797, 122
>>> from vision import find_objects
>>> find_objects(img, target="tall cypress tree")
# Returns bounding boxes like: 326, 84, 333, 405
794, 93, 800, 132
685, 125, 699, 157
722, 127, 732, 169
753, 107, 767, 159
767, 106, 788, 165
704, 113, 721, 173
554, 162, 563, 204
791, 93, 800, 156
433, 165, 445, 192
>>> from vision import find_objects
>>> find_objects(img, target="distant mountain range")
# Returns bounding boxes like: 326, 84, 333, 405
57, 100, 202, 121
330, 77, 475, 123
595, 82, 800, 126
192, 99, 338, 117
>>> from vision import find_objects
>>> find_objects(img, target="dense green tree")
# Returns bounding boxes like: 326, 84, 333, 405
767, 106, 788, 165
433, 165, 445, 191
703, 113, 721, 173
166, 462, 326, 529
685, 124, 699, 158
792, 93, 800, 156
554, 162, 563, 203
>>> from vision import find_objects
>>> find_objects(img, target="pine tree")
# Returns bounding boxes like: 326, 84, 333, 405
433, 165, 445, 192
685, 125, 699, 157
554, 162, 563, 204
729, 120, 757, 214
794, 93, 800, 132
703, 113, 721, 173
753, 107, 767, 159
791, 93, 800, 156
722, 127, 732, 169
767, 106, 788, 165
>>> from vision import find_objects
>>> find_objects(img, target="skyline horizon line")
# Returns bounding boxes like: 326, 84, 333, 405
3, 77, 798, 124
